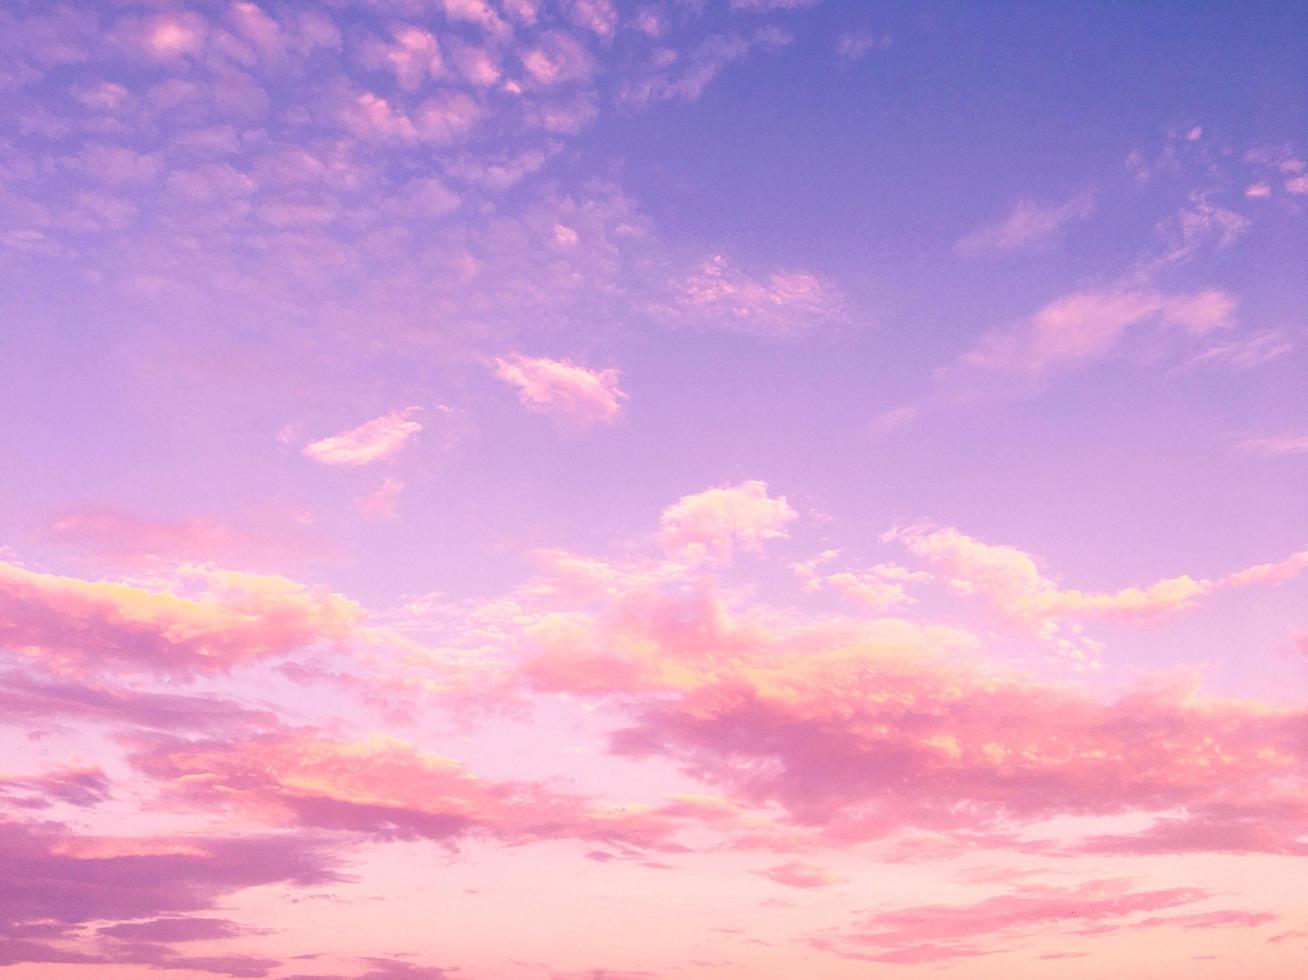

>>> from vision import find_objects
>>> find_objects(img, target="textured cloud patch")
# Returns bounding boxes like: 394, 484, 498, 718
0, 817, 338, 973
954, 190, 1096, 257
303, 407, 424, 466
963, 288, 1237, 375
0, 560, 359, 676
128, 730, 715, 854
814, 879, 1270, 964
658, 481, 797, 562
673, 254, 843, 339
1236, 434, 1308, 457
355, 478, 405, 522
493, 354, 625, 428
756, 860, 845, 889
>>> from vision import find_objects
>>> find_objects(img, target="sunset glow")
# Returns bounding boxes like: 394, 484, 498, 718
2, 2, 1307, 978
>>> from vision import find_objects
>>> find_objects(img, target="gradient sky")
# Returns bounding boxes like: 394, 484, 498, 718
2, 1, 1307, 978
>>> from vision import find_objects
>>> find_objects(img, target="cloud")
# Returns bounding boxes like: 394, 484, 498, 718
493, 354, 626, 427
0, 817, 339, 973
756, 860, 845, 889
658, 481, 797, 562
355, 478, 405, 522
44, 508, 324, 566
954, 190, 1096, 257
672, 253, 843, 339
0, 560, 358, 676
619, 29, 792, 105
500, 567, 1308, 852
962, 288, 1237, 375
97, 916, 246, 942
1235, 434, 1308, 457
303, 407, 424, 466
0, 767, 112, 810
814, 879, 1269, 964
127, 730, 701, 854
731, 0, 818, 10
888, 524, 1210, 659
1173, 329, 1294, 372
0, 669, 274, 733
835, 30, 892, 62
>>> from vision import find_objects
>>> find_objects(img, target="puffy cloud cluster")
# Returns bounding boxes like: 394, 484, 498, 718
658, 481, 797, 561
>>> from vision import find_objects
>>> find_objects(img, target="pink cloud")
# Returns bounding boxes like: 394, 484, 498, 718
358, 26, 444, 92
1223, 547, 1308, 587
493, 354, 626, 427
890, 524, 1210, 662
619, 28, 792, 105
889, 524, 1308, 662
128, 730, 707, 854
0, 560, 358, 676
756, 860, 845, 889
814, 878, 1267, 964
0, 816, 338, 973
731, 0, 818, 11
674, 253, 842, 339
355, 478, 406, 522
0, 767, 111, 810
1236, 434, 1308, 457
302, 407, 423, 466
44, 508, 325, 566
964, 288, 1238, 374
658, 480, 796, 562
520, 31, 594, 87
503, 576, 1308, 851
954, 190, 1096, 257
0, 669, 274, 733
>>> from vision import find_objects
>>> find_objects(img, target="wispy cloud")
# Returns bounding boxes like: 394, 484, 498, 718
1235, 434, 1308, 456
954, 190, 1096, 257
303, 407, 424, 466
962, 288, 1236, 375
672, 253, 843, 339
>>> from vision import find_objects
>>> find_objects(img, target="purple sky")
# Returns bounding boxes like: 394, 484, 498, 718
1, 1, 1307, 977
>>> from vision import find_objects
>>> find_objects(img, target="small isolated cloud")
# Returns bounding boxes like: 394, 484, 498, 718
954, 190, 1096, 258
1173, 329, 1294, 372
493, 354, 625, 428
835, 30, 892, 62
302, 407, 423, 466
619, 28, 792, 105
756, 860, 845, 889
356, 477, 405, 521
963, 288, 1237, 376
731, 0, 818, 10
674, 254, 843, 340
870, 405, 919, 434
659, 480, 796, 562
1235, 434, 1308, 457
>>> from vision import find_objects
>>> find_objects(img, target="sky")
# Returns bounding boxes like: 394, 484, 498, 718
1, 1, 1307, 977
